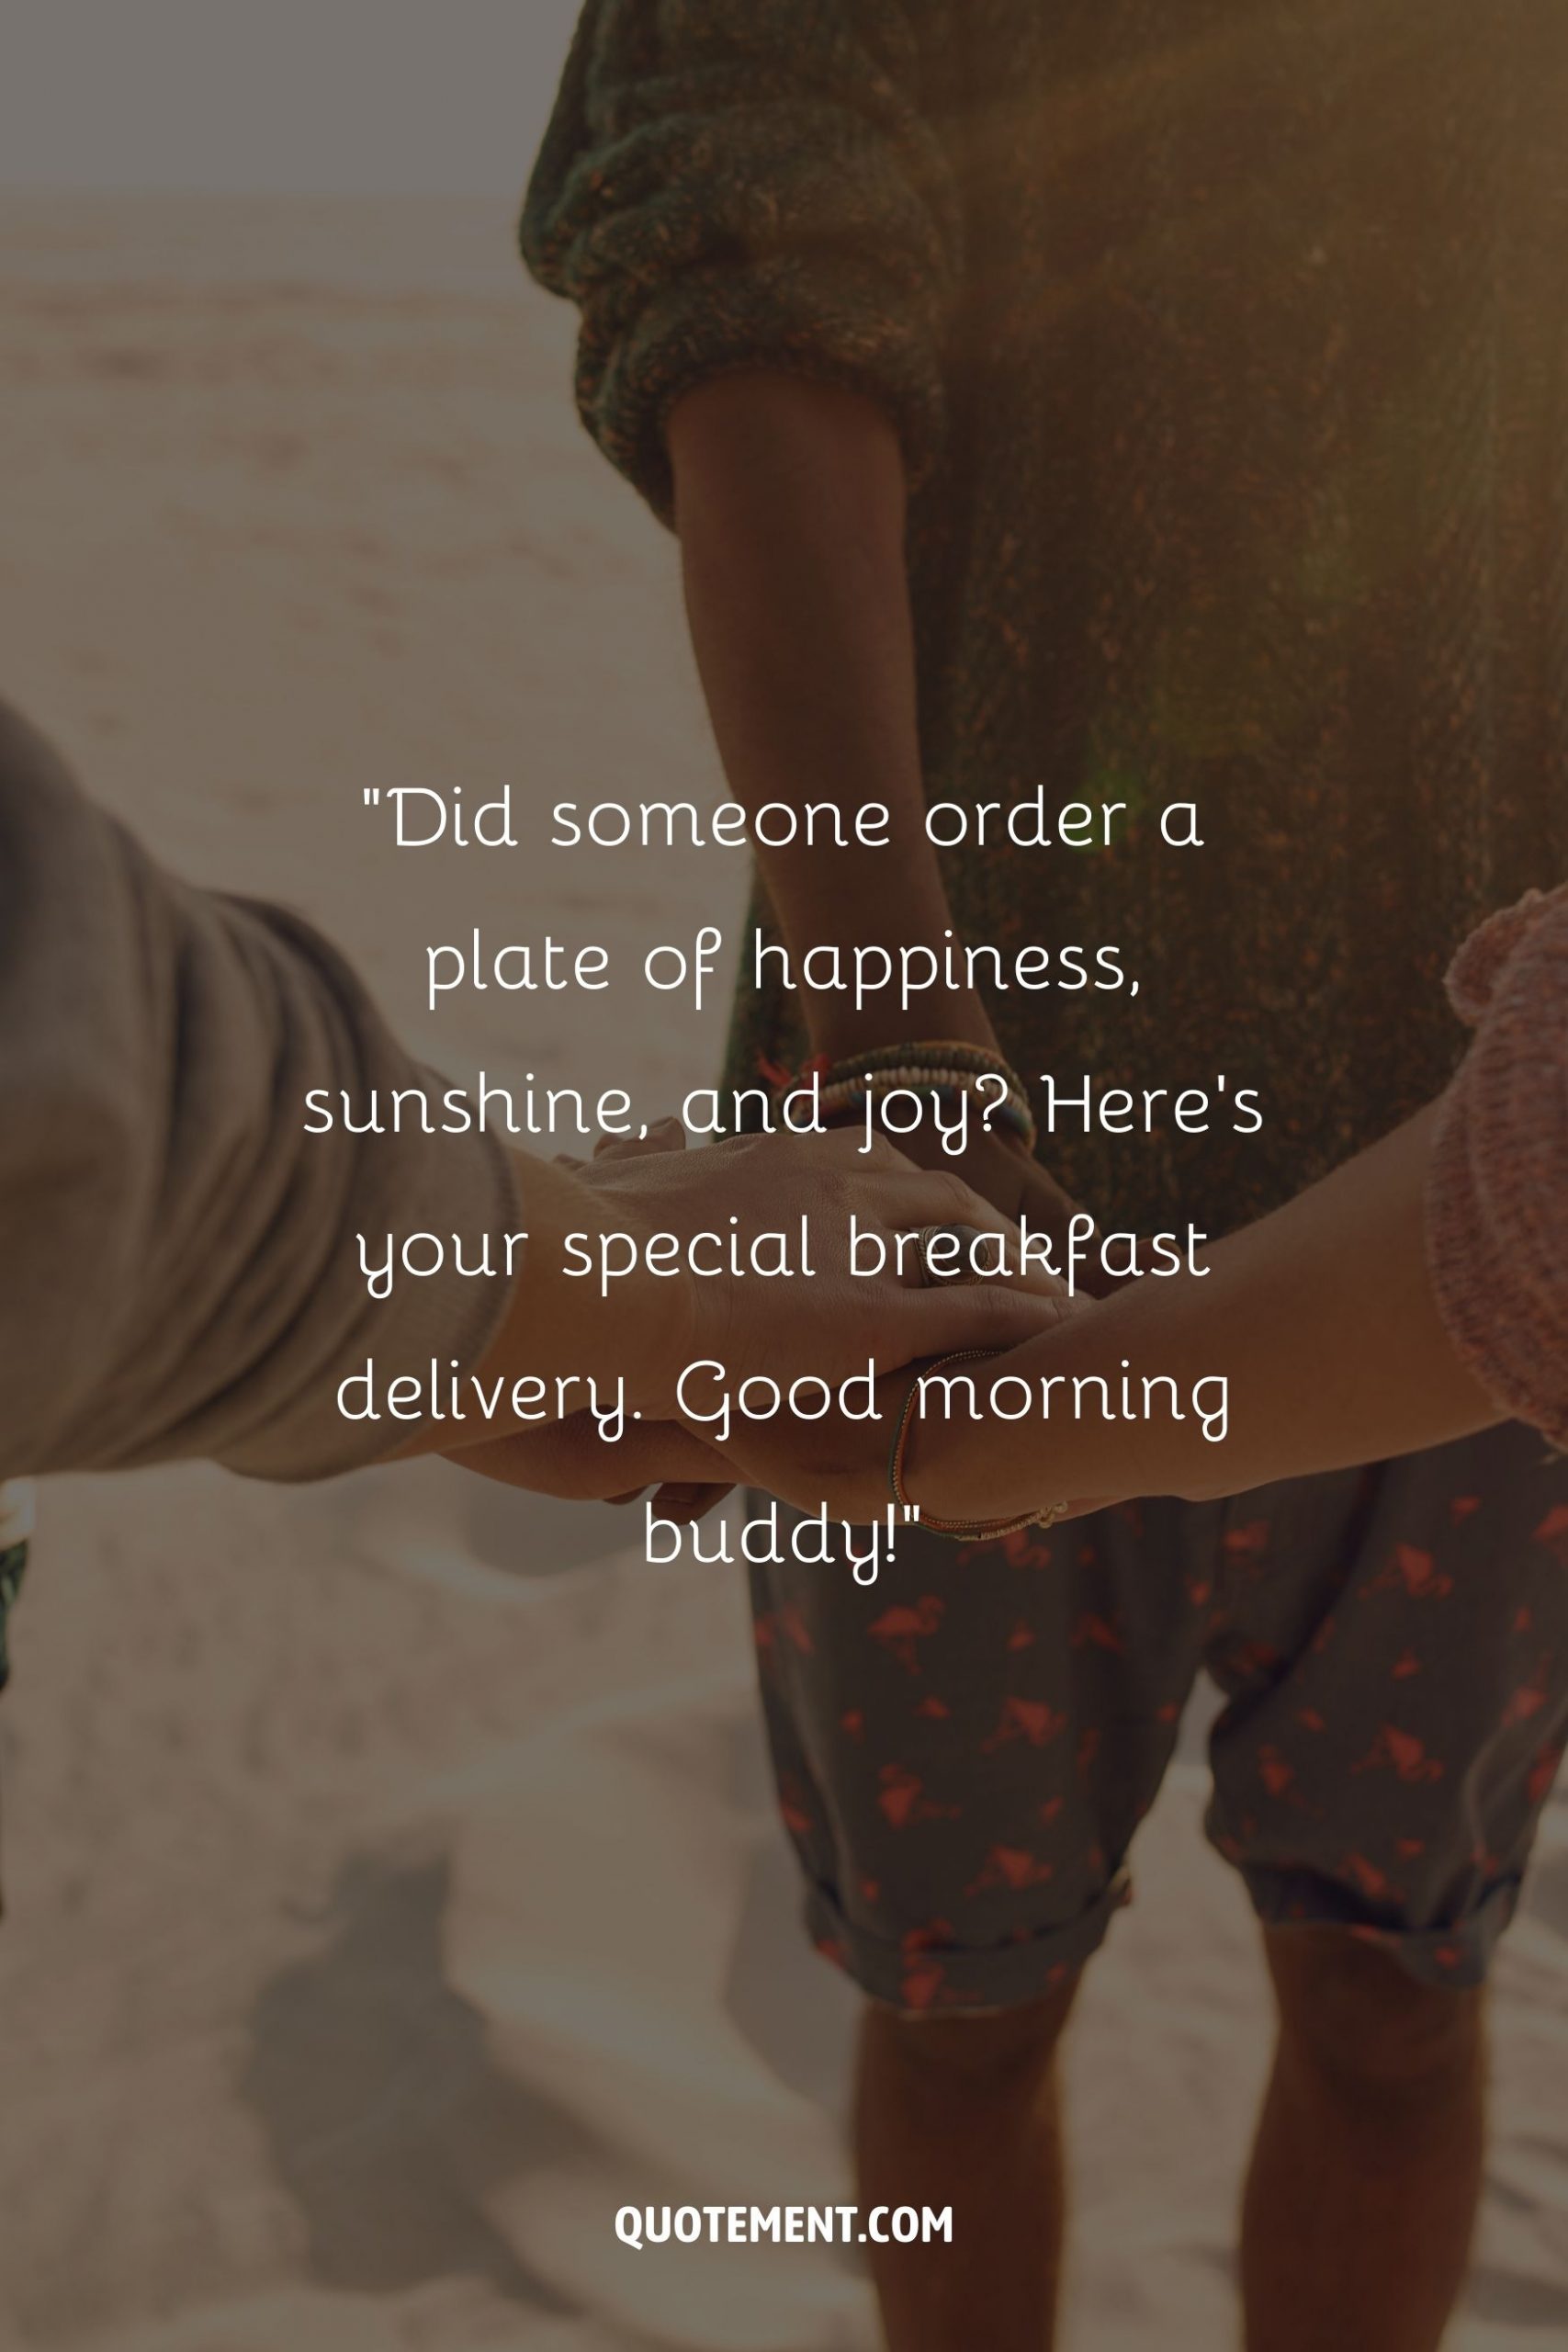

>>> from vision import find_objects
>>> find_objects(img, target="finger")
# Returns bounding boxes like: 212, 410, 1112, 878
446, 1418, 727, 1498
817, 1122, 894, 1162
1055, 1496, 1121, 1521
881, 1167, 1021, 1243
593, 1116, 687, 1164
1002, 1250, 1070, 1302
895, 1219, 1070, 1301
887, 1280, 1087, 1363
650, 1480, 736, 1524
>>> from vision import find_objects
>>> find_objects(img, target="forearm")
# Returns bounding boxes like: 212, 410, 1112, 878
0, 703, 527, 1484
424, 1152, 680, 1448
669, 373, 992, 1057
913, 1102, 1505, 1518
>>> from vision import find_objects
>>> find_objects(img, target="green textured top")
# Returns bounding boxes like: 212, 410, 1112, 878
525, 1, 1568, 1237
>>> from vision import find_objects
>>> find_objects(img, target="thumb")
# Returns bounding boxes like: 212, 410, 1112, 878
446, 1417, 730, 1498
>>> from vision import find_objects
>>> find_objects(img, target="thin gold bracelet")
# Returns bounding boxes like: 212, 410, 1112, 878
887, 1350, 1069, 1544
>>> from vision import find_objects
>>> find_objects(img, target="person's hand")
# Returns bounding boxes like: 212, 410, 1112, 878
560, 1117, 1075, 1420
453, 1359, 1125, 1532
658, 1307, 1086, 1523
435, 1116, 1072, 1508
446, 1411, 732, 1522
876, 1121, 1117, 1298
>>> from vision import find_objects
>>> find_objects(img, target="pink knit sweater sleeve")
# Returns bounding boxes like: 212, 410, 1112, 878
1425, 885, 1568, 1450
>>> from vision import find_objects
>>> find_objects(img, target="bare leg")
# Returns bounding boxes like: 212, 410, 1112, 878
854, 1975, 1081, 2352
1241, 1926, 1486, 2352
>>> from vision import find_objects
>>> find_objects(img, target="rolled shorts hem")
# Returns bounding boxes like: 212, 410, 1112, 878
1232, 1860, 1524, 1991
800, 1868, 1134, 2015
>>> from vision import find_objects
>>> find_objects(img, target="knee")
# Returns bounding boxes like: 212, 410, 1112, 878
863, 1979, 1078, 2108
1268, 1928, 1484, 2114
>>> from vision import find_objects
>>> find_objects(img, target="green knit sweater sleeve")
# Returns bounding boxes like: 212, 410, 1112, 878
522, 0, 957, 522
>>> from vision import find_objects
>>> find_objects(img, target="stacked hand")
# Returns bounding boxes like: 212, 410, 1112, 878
885, 1119, 1111, 1293
446, 1119, 1083, 1517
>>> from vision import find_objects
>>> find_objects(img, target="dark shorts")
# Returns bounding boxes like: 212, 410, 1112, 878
749, 1421, 1568, 2009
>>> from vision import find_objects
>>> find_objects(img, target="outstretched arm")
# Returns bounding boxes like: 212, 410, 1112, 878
691, 1097, 1513, 1530
525, 6, 1095, 1246
919, 1102, 1504, 1523
670, 372, 992, 1059
0, 704, 1056, 1492
931, 888, 1568, 1518
668, 370, 1095, 1247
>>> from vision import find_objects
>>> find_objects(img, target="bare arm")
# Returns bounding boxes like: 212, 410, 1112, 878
668, 373, 1104, 1271
669, 373, 995, 1059
0, 704, 1058, 1492
681, 1097, 1506, 1527
908, 1101, 1505, 1521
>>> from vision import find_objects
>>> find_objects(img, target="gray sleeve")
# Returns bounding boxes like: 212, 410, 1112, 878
0, 701, 522, 1483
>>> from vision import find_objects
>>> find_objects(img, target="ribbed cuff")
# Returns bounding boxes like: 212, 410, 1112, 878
1425, 900, 1568, 1453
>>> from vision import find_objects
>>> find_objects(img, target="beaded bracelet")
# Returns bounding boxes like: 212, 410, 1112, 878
812, 1041, 1038, 1153
828, 1039, 1023, 1084
824, 1039, 1027, 1078
819, 1076, 1036, 1151
819, 1062, 1029, 1095
818, 1066, 1033, 1117
888, 1349, 1070, 1544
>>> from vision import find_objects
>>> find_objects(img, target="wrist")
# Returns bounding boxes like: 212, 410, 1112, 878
586, 1200, 703, 1416
484, 1154, 694, 1418
807, 1039, 1039, 1163
890, 1358, 1055, 1530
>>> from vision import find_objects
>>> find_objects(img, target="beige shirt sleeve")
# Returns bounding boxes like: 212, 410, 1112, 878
0, 701, 520, 1483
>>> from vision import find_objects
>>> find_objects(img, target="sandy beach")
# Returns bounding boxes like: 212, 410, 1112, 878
2, 189, 1568, 2352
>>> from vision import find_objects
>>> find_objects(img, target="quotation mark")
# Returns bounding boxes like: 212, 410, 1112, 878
363, 788, 381, 807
